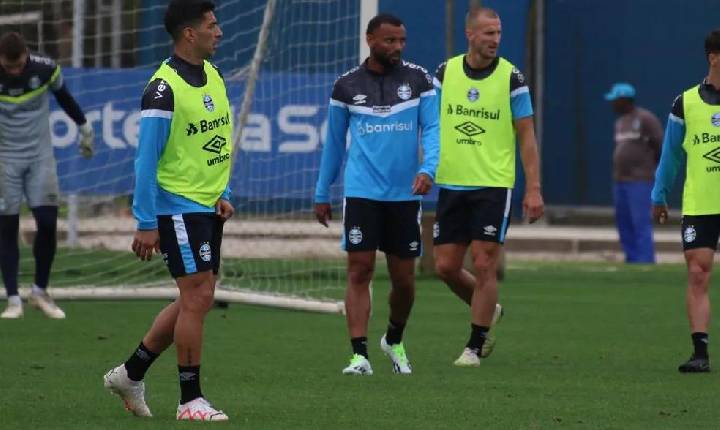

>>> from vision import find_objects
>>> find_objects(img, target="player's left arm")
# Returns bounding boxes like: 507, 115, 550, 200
415, 73, 439, 195
511, 67, 544, 223
49, 64, 94, 158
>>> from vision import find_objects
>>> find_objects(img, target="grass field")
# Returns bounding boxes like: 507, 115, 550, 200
1, 261, 719, 429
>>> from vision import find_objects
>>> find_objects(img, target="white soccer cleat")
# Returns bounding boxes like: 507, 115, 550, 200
176, 397, 229, 421
453, 348, 482, 367
1, 301, 23, 319
103, 364, 153, 417
29, 292, 66, 319
342, 354, 373, 375
481, 303, 504, 358
380, 335, 412, 374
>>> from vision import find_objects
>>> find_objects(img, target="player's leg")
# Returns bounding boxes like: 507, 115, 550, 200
677, 215, 717, 373
341, 198, 378, 375
25, 156, 64, 318
0, 161, 25, 319
626, 181, 655, 263
377, 200, 422, 374
453, 188, 511, 366
613, 181, 636, 263
433, 188, 474, 304
163, 213, 227, 420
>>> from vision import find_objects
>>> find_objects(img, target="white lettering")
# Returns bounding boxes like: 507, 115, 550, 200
123, 111, 141, 147
240, 113, 271, 152
49, 110, 78, 148
277, 105, 320, 153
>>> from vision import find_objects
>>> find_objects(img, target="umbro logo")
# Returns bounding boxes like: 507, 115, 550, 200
203, 135, 227, 154
455, 121, 486, 137
702, 147, 720, 164
187, 123, 198, 136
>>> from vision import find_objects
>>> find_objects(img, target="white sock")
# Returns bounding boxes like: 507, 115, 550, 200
7, 295, 22, 306
32, 284, 45, 296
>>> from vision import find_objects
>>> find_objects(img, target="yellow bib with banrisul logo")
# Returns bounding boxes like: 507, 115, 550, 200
681, 85, 720, 215
436, 55, 515, 187
150, 60, 233, 207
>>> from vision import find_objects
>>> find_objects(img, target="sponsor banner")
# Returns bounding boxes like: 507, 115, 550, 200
52, 68, 336, 198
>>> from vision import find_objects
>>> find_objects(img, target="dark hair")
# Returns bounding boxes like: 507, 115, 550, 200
465, 7, 499, 28
705, 28, 720, 59
366, 13, 403, 35
0, 32, 27, 60
164, 0, 216, 41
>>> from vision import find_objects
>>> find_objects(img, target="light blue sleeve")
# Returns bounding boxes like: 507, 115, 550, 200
133, 115, 171, 230
511, 87, 534, 120
221, 185, 231, 201
314, 101, 349, 203
651, 114, 686, 205
418, 89, 440, 179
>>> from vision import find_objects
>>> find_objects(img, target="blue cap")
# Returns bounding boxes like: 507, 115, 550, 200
604, 83, 636, 101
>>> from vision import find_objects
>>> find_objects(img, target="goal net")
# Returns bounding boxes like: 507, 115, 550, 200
1, 0, 363, 313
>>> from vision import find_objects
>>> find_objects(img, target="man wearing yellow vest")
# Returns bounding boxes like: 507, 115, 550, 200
433, 7, 544, 367
103, 0, 232, 421
652, 29, 720, 374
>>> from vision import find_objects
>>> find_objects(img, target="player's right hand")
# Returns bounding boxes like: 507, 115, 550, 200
79, 122, 95, 159
652, 204, 668, 224
314, 203, 332, 227
132, 229, 160, 261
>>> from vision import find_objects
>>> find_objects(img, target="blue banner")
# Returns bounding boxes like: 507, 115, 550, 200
51, 68, 337, 199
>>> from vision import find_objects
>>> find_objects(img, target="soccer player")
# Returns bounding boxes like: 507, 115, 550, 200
314, 14, 439, 375
652, 29, 720, 373
0, 31, 94, 320
103, 0, 233, 420
432, 7, 543, 366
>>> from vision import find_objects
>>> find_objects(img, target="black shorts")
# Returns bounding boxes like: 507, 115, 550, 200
681, 215, 720, 251
342, 197, 422, 258
433, 187, 512, 245
157, 213, 224, 278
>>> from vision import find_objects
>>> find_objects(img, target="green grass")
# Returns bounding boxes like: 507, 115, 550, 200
1, 262, 718, 429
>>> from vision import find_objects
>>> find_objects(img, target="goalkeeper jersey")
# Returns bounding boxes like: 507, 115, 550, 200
0, 54, 86, 161
133, 55, 231, 230
314, 59, 440, 203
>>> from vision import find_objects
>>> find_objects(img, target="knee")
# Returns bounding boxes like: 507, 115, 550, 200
348, 262, 374, 286
391, 273, 415, 291
434, 259, 461, 282
32, 207, 58, 232
472, 254, 496, 278
181, 280, 215, 314
688, 263, 711, 290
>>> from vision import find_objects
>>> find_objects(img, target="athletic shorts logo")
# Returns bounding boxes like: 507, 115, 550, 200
162, 252, 169, 265
397, 83, 412, 101
432, 222, 440, 239
483, 225, 498, 236
409, 241, 419, 251
712, 112, 720, 127
349, 226, 363, 245
203, 94, 215, 112
353, 94, 367, 105
684, 226, 697, 243
467, 87, 479, 102
199, 242, 212, 262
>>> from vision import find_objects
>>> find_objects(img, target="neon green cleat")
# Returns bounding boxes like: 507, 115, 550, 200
342, 354, 373, 375
481, 303, 504, 358
380, 335, 412, 374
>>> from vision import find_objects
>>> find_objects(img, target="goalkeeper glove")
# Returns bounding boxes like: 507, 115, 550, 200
79, 122, 95, 159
